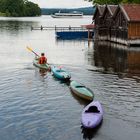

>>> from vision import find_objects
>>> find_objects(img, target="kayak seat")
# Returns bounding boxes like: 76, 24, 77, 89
56, 70, 61, 72
75, 85, 85, 88
85, 106, 100, 113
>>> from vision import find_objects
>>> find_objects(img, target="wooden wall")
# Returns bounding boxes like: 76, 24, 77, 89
128, 22, 140, 39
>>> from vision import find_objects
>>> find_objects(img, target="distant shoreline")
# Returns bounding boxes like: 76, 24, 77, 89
41, 7, 95, 15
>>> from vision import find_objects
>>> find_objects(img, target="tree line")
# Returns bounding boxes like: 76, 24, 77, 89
85, 0, 140, 4
0, 0, 41, 17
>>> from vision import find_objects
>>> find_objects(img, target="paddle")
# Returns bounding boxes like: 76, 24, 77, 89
26, 46, 40, 57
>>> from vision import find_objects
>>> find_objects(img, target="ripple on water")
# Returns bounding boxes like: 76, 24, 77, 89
97, 73, 140, 126
0, 59, 140, 140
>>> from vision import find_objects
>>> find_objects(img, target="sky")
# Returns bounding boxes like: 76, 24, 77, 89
29, 0, 93, 8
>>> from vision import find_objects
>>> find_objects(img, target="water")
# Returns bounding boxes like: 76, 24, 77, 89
0, 15, 140, 140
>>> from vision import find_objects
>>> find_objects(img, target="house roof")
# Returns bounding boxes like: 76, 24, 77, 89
99, 5, 106, 15
108, 5, 118, 15
93, 4, 140, 22
93, 4, 106, 20
121, 4, 140, 22
102, 5, 118, 17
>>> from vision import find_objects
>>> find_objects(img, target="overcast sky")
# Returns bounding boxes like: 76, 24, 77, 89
29, 0, 92, 8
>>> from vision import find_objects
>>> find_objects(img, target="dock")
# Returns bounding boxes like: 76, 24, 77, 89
31, 25, 94, 40
31, 25, 90, 31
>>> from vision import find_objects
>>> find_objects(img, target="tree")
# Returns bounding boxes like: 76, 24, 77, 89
93, 0, 122, 4
0, 0, 41, 17
122, 0, 140, 3
24, 1, 41, 16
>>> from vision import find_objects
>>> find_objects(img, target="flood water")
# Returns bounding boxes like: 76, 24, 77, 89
0, 15, 140, 140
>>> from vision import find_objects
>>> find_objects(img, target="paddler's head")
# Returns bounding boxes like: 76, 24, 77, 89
41, 53, 45, 56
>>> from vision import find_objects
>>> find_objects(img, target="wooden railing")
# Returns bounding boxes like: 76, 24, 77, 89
31, 26, 91, 31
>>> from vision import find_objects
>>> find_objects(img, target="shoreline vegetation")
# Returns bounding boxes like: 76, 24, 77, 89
0, 0, 41, 17
0, 6, 95, 17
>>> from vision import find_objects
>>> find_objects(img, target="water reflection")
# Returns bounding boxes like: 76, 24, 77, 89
39, 69, 49, 77
0, 20, 32, 30
34, 68, 49, 82
81, 121, 103, 140
94, 41, 140, 80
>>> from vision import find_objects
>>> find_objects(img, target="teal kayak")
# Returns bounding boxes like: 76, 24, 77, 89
51, 66, 71, 81
70, 81, 94, 101
33, 58, 51, 70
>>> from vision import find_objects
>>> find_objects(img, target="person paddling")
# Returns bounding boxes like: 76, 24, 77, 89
39, 53, 47, 64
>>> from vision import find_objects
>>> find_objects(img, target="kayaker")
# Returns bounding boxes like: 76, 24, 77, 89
39, 53, 47, 64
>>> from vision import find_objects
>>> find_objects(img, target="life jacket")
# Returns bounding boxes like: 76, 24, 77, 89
39, 56, 47, 64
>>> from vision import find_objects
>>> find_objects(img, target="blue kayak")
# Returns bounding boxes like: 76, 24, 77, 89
51, 66, 71, 81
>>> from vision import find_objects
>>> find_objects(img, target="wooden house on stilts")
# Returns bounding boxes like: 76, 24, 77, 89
93, 4, 140, 46
93, 5, 106, 41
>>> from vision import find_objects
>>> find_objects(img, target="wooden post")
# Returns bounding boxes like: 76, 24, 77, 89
88, 30, 90, 39
41, 25, 43, 30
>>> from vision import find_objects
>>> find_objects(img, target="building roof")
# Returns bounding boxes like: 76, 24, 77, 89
93, 5, 106, 20
108, 5, 118, 15
93, 4, 140, 22
121, 4, 140, 22
98, 5, 106, 16
102, 5, 118, 17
